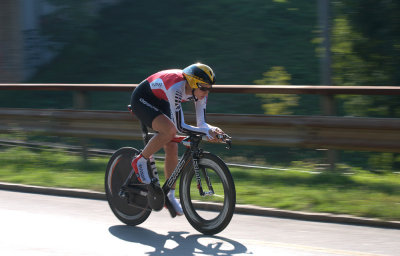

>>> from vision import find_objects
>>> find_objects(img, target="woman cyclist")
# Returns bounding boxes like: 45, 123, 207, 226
129, 63, 224, 215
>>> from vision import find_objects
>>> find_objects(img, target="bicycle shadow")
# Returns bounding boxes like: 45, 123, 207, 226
108, 225, 249, 256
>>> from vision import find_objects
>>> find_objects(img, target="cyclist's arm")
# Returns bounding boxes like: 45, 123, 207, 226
166, 85, 210, 136
195, 96, 219, 139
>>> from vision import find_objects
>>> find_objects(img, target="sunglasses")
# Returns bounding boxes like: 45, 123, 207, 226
197, 83, 212, 91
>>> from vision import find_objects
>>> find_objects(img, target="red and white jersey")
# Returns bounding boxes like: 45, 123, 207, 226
146, 69, 215, 137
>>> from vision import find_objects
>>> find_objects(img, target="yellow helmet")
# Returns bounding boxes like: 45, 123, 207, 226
182, 63, 216, 89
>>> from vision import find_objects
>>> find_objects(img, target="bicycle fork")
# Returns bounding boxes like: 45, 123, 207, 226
193, 157, 214, 196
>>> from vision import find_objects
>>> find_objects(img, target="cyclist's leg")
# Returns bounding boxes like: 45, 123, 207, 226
163, 141, 178, 188
141, 114, 176, 159
163, 141, 183, 215
131, 114, 175, 184
130, 81, 175, 183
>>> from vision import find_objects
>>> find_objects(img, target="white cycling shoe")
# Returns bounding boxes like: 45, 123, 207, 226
167, 189, 183, 216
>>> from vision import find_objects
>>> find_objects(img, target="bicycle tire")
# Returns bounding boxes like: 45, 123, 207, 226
105, 147, 151, 226
179, 152, 236, 235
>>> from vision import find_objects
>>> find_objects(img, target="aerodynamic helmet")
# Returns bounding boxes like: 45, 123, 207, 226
182, 63, 216, 90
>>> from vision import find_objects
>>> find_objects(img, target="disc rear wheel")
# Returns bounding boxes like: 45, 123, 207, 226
105, 147, 151, 226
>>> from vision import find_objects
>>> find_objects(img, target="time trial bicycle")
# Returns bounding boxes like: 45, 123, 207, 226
105, 105, 236, 235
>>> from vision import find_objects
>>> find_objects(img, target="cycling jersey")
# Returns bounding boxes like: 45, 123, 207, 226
131, 69, 215, 137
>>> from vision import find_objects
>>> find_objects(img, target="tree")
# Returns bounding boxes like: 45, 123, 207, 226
340, 0, 400, 85
254, 66, 299, 115
332, 1, 400, 118
332, 1, 400, 171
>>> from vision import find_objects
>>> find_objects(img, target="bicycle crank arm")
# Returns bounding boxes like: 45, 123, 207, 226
127, 185, 148, 197
119, 184, 148, 201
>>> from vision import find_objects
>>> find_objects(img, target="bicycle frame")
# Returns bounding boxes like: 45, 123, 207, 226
141, 123, 213, 197
162, 135, 206, 193
108, 106, 235, 233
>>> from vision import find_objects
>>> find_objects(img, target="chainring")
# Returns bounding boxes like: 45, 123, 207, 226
147, 183, 165, 211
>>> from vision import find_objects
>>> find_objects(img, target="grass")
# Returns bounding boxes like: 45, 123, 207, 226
232, 168, 400, 220
0, 147, 106, 191
1, 146, 400, 221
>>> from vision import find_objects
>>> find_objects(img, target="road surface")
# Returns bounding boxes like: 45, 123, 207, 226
0, 190, 399, 255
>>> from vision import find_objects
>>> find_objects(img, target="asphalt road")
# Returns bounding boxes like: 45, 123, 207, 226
1, 190, 399, 256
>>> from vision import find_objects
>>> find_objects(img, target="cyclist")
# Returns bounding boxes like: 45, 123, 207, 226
130, 63, 224, 215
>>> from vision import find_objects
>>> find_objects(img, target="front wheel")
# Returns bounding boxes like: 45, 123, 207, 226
179, 153, 236, 235
105, 147, 151, 226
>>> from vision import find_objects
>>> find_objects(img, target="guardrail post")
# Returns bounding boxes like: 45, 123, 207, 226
321, 94, 337, 171
318, 0, 336, 171
73, 91, 89, 161
73, 91, 88, 109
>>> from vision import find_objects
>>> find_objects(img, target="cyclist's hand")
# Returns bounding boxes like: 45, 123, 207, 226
208, 127, 224, 143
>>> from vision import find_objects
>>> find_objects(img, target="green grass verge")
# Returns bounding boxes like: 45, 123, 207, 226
1, 146, 399, 221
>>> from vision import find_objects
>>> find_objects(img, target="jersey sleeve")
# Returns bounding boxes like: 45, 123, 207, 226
194, 96, 218, 137
165, 85, 211, 136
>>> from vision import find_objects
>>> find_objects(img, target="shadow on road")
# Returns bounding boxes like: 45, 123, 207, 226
109, 225, 248, 255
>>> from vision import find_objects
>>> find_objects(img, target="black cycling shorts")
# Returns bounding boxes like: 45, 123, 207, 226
130, 80, 171, 129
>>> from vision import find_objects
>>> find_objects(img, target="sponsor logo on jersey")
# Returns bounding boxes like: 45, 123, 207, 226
150, 79, 164, 90
152, 82, 163, 88
139, 98, 159, 112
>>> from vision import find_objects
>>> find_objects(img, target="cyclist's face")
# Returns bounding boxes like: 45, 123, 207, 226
194, 88, 209, 100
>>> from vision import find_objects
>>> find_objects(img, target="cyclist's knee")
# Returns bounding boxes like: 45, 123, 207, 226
159, 125, 176, 140
164, 141, 178, 154
152, 115, 176, 139
166, 123, 177, 138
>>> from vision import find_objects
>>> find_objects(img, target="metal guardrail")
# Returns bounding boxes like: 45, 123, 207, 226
1, 108, 400, 152
1, 83, 400, 95
1, 84, 400, 158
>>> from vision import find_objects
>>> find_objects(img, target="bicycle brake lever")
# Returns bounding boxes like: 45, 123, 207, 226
215, 134, 232, 149
225, 138, 232, 149
225, 134, 232, 149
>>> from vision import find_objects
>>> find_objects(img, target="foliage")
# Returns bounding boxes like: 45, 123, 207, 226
29, 0, 319, 86
339, 0, 400, 85
0, 0, 320, 115
254, 66, 299, 115
332, 1, 400, 118
40, 0, 97, 45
